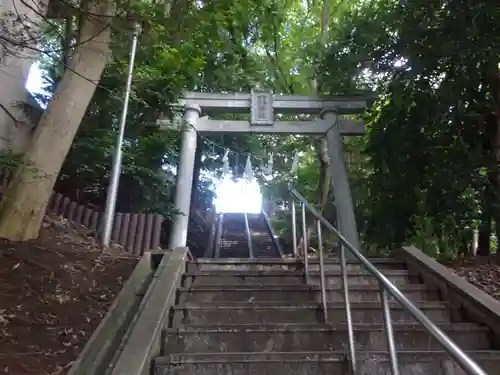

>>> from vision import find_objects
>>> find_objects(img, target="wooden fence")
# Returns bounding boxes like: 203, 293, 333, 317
0, 168, 163, 255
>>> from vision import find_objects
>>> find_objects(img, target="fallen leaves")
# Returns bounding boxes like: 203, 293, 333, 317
448, 256, 500, 300
0, 214, 138, 375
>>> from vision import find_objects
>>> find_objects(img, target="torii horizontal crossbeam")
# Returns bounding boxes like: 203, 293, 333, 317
178, 92, 371, 114
194, 118, 364, 135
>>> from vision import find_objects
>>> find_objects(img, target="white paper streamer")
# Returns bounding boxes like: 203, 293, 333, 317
222, 149, 230, 177
244, 155, 254, 181
265, 153, 274, 175
290, 152, 300, 175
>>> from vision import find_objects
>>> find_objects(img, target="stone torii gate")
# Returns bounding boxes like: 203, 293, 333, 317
159, 91, 370, 252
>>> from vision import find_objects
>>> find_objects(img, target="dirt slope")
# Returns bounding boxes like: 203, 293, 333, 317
0, 215, 138, 375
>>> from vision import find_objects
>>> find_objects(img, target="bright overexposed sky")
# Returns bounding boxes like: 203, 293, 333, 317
26, 63, 264, 214
215, 176, 262, 213
26, 63, 46, 95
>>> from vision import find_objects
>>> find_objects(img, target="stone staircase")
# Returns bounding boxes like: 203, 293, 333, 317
152, 257, 500, 375
246, 213, 279, 258
217, 213, 281, 258
218, 213, 248, 258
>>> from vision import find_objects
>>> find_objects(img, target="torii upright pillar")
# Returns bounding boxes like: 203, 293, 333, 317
168, 104, 201, 249
322, 109, 360, 250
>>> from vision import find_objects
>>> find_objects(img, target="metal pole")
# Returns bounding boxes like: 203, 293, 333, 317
340, 243, 357, 373
381, 285, 399, 375
102, 22, 141, 247
291, 200, 298, 257
317, 219, 328, 323
301, 202, 309, 283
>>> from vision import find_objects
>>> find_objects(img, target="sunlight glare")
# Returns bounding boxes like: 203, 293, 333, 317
214, 176, 262, 213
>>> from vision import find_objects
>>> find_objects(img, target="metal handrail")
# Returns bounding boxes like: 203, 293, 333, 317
289, 187, 488, 375
262, 211, 285, 258
243, 212, 254, 258
316, 218, 328, 323
300, 201, 310, 284
292, 199, 328, 323
290, 199, 298, 257
204, 207, 218, 258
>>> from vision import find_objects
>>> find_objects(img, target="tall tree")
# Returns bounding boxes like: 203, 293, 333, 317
0, 0, 115, 240
320, 0, 500, 257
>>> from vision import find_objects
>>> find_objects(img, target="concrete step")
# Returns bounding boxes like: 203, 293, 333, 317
307, 257, 406, 270
187, 258, 406, 272
183, 269, 419, 287
177, 284, 440, 304
218, 248, 250, 258
154, 351, 500, 375
172, 301, 451, 325
164, 323, 490, 353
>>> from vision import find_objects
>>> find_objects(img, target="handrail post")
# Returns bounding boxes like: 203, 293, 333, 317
301, 202, 309, 284
340, 243, 357, 373
214, 213, 224, 258
243, 213, 254, 258
316, 219, 328, 323
262, 211, 285, 257
289, 186, 488, 375
291, 200, 298, 257
203, 207, 217, 258
380, 284, 399, 375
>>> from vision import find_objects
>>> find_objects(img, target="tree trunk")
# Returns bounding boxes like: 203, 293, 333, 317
297, 0, 330, 256
477, 203, 491, 256
62, 16, 73, 69
0, 0, 115, 241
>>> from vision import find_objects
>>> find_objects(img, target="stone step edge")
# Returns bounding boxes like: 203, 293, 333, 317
178, 284, 432, 292
165, 322, 487, 333
173, 301, 448, 310
156, 350, 500, 364
189, 258, 402, 265
183, 269, 412, 276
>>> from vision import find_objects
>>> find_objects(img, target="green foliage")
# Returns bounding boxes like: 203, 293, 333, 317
36, 0, 325, 225
31, 0, 500, 260
320, 0, 500, 258
0, 150, 23, 171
